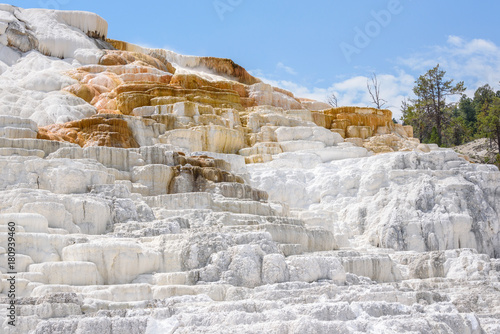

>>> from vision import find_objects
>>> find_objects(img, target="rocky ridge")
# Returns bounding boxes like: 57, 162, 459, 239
0, 5, 499, 334
453, 138, 500, 165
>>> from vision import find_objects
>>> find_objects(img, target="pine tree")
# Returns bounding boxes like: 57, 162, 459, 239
457, 95, 476, 139
443, 107, 468, 146
401, 98, 428, 142
412, 65, 465, 146
477, 96, 500, 155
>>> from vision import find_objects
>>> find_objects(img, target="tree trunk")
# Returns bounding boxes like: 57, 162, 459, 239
496, 125, 500, 155
436, 116, 442, 146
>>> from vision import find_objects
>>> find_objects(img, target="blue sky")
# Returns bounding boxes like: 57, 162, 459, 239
8, 0, 500, 119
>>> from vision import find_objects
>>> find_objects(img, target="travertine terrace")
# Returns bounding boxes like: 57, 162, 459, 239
0, 5, 499, 334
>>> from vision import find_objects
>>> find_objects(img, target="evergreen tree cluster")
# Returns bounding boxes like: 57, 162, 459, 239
401, 65, 500, 160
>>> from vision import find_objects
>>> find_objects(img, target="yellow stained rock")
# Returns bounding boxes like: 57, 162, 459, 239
38, 116, 139, 148
347, 126, 373, 139
192, 125, 245, 154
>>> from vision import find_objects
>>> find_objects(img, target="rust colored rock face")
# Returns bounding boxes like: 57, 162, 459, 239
169, 74, 247, 98
99, 50, 176, 74
63, 49, 176, 116
63, 83, 101, 103
317, 107, 394, 137
198, 57, 261, 85
57, 45, 306, 144
180, 155, 232, 171
63, 52, 250, 116
37, 117, 139, 148
108, 39, 260, 85
48, 42, 414, 153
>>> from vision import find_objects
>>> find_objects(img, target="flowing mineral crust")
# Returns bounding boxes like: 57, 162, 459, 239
0, 5, 499, 334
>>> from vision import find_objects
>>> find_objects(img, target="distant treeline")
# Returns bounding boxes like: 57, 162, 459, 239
401, 65, 500, 161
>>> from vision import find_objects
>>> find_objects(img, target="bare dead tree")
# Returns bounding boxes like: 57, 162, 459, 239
327, 92, 338, 107
367, 73, 387, 109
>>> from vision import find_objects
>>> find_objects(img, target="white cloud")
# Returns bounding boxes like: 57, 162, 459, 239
276, 62, 297, 75
447, 35, 464, 47
255, 71, 414, 121
251, 37, 500, 123
248, 69, 264, 78
398, 36, 500, 88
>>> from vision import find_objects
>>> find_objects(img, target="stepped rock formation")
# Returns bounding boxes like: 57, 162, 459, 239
0, 5, 499, 334
38, 116, 140, 148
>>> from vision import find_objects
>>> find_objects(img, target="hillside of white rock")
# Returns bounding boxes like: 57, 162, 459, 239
0, 5, 499, 334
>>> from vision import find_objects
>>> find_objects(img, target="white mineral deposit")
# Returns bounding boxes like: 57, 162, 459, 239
0, 4, 499, 334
